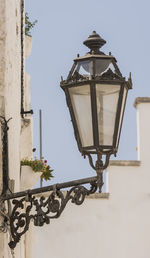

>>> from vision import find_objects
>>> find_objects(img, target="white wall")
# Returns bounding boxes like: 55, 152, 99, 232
4, 0, 22, 193
0, 0, 22, 257
0, 1, 33, 257
33, 99, 150, 258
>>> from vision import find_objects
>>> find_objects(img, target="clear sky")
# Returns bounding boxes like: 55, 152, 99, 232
25, 0, 150, 186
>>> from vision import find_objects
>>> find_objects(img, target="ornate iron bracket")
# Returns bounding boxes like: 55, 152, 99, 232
2, 176, 98, 249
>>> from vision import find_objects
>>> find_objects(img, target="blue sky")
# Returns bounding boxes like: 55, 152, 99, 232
25, 0, 150, 186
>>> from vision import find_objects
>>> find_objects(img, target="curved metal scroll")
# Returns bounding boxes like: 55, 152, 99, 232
8, 182, 97, 249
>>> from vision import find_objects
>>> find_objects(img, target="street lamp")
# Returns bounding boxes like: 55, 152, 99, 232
61, 31, 132, 185
1, 31, 132, 249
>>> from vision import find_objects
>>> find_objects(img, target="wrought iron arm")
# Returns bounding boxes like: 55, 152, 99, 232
2, 176, 98, 249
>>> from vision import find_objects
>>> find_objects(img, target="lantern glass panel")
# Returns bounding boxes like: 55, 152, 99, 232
69, 85, 93, 147
96, 84, 120, 146
116, 87, 127, 147
95, 59, 116, 76
74, 60, 90, 77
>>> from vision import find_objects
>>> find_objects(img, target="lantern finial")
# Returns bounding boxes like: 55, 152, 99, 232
83, 31, 106, 54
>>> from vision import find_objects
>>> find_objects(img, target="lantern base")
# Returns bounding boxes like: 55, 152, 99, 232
85, 152, 111, 171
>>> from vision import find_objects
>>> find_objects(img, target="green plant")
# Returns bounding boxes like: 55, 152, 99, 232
21, 159, 53, 181
25, 12, 37, 36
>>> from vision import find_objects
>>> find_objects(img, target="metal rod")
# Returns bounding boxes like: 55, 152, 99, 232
39, 109, 42, 187
20, 0, 24, 118
0, 117, 10, 195
2, 176, 98, 201
21, 109, 33, 115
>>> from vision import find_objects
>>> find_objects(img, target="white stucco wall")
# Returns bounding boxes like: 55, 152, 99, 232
0, 1, 22, 257
20, 36, 33, 161
0, 1, 33, 257
4, 0, 22, 194
32, 99, 150, 258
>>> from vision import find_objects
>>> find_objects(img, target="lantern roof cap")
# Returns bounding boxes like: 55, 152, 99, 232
83, 31, 106, 54
74, 53, 116, 62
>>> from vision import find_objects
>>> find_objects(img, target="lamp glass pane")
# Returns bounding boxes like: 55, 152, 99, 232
96, 84, 120, 146
69, 85, 93, 147
95, 60, 116, 76
74, 60, 90, 77
116, 87, 127, 147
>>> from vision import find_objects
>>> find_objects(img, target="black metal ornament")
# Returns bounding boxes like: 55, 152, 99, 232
8, 181, 97, 249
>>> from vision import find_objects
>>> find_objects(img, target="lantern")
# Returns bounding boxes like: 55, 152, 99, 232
60, 31, 132, 171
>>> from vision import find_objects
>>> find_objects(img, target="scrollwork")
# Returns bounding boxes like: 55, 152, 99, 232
8, 182, 97, 249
